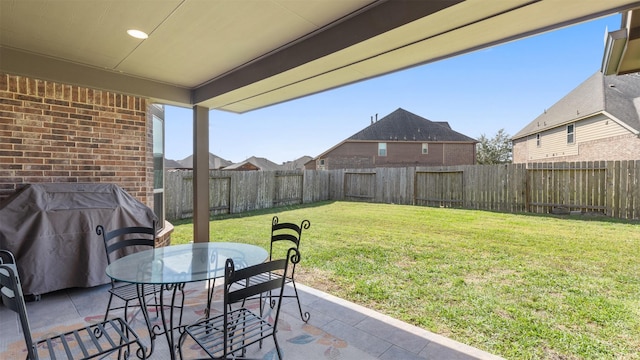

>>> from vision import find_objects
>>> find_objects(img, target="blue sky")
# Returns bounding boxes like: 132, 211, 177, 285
165, 14, 621, 164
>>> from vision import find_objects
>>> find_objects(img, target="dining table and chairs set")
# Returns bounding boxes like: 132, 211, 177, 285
0, 216, 311, 360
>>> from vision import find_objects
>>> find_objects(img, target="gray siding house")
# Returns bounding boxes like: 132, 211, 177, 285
512, 72, 640, 163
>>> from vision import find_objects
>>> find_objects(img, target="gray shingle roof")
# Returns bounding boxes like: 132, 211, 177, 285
513, 72, 640, 139
281, 156, 313, 170
223, 156, 281, 171
347, 108, 476, 142
176, 153, 233, 169
164, 158, 183, 169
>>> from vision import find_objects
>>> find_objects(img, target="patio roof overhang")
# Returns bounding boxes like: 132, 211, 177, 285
602, 7, 640, 75
3, 0, 640, 242
2, 0, 640, 114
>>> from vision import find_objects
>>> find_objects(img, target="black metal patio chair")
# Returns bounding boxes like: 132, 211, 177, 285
97, 222, 162, 324
178, 247, 299, 360
0, 250, 146, 359
263, 216, 311, 322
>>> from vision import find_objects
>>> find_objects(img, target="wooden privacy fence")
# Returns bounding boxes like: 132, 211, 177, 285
164, 161, 640, 221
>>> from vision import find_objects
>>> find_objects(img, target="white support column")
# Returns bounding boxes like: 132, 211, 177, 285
193, 106, 210, 243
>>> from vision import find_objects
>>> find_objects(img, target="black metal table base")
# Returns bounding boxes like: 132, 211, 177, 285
136, 283, 186, 360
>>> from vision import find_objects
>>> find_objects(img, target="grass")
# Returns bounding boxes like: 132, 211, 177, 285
169, 201, 640, 359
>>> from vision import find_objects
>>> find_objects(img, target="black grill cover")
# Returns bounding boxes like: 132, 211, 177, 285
0, 183, 157, 295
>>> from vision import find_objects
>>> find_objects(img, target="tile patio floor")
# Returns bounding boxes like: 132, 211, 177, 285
1, 281, 505, 360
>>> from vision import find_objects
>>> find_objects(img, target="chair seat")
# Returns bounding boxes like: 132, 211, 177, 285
109, 282, 161, 302
35, 318, 144, 359
185, 307, 274, 358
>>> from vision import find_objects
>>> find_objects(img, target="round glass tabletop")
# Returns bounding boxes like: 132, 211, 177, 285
105, 242, 268, 285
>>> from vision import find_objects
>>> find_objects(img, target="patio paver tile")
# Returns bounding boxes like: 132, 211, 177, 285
322, 318, 393, 358
355, 316, 430, 354
379, 344, 429, 360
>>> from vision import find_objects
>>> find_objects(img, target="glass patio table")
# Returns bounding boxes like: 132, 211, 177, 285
105, 242, 268, 360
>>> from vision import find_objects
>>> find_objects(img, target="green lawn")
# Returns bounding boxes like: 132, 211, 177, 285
170, 201, 640, 359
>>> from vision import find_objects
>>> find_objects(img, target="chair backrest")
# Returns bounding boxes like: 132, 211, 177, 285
224, 247, 298, 307
269, 216, 310, 260
0, 253, 37, 359
0, 249, 16, 266
96, 221, 156, 265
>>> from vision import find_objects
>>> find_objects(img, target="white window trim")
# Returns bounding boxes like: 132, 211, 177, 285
378, 142, 387, 157
567, 124, 575, 144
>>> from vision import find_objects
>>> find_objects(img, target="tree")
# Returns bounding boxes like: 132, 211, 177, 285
476, 128, 512, 164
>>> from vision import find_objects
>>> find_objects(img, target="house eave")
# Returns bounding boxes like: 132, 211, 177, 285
602, 110, 640, 134
512, 111, 604, 140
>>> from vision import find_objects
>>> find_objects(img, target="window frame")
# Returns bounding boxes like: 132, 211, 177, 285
151, 107, 165, 230
567, 124, 575, 144
421, 143, 428, 154
536, 133, 541, 147
378, 142, 387, 157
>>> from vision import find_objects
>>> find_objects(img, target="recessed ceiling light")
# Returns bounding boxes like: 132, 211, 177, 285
127, 29, 148, 39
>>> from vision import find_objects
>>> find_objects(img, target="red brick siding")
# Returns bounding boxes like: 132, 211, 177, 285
316, 141, 475, 169
0, 73, 154, 206
442, 143, 476, 165
512, 138, 527, 163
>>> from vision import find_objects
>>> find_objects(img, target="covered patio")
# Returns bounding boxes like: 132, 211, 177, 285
0, 281, 501, 359
1, 1, 640, 359
2, 0, 639, 242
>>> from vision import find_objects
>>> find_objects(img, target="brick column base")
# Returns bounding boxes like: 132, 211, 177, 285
155, 221, 174, 247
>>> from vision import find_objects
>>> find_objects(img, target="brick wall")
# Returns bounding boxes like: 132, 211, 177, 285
512, 139, 527, 163
442, 143, 476, 165
315, 141, 476, 170
574, 134, 640, 161
0, 73, 154, 206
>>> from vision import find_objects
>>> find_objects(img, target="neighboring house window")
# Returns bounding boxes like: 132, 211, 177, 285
567, 124, 575, 144
536, 133, 541, 147
319, 159, 325, 165
422, 143, 428, 154
152, 107, 165, 229
378, 143, 387, 156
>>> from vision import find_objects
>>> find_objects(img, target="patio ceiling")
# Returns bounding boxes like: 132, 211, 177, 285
1, 0, 640, 114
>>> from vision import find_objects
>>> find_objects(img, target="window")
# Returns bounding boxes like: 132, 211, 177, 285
152, 107, 165, 229
536, 133, 541, 147
421, 143, 428, 154
378, 143, 387, 156
319, 159, 325, 165
567, 124, 575, 144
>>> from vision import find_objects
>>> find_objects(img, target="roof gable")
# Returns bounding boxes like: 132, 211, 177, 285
175, 153, 232, 169
223, 156, 281, 171
347, 108, 476, 142
282, 156, 313, 170
513, 72, 640, 139
603, 73, 640, 132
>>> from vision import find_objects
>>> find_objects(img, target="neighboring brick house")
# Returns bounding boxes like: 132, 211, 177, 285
512, 72, 640, 163
306, 108, 477, 170
168, 153, 233, 170
222, 156, 281, 171
282, 156, 313, 170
